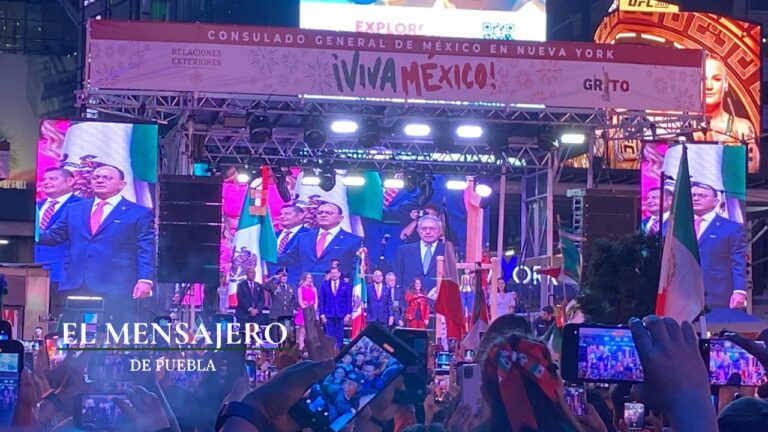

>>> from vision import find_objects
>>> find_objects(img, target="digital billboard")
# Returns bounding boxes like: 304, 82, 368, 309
595, 12, 762, 173
299, 0, 547, 41
641, 142, 747, 309
34, 120, 158, 319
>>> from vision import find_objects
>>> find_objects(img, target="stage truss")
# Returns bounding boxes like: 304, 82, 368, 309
79, 88, 703, 309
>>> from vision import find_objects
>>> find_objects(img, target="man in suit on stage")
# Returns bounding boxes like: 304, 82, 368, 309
366, 269, 394, 328
642, 186, 672, 236
35, 168, 81, 281
278, 202, 361, 286
385, 272, 406, 327
271, 204, 309, 284
38, 165, 155, 323
235, 266, 265, 325
393, 215, 446, 302
319, 266, 352, 348
691, 182, 748, 309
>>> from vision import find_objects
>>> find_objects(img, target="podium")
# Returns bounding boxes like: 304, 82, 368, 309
0, 264, 50, 339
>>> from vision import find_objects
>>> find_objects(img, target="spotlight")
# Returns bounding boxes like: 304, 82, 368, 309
330, 120, 358, 134
237, 172, 250, 183
560, 132, 586, 145
358, 118, 381, 148
304, 115, 327, 148
342, 172, 366, 187
446, 178, 469, 190
537, 125, 558, 152
319, 166, 336, 192
456, 125, 483, 139
417, 173, 435, 206
383, 175, 404, 189
404, 123, 431, 137
238, 160, 260, 184
249, 115, 272, 144
302, 170, 321, 186
404, 171, 419, 193
433, 122, 454, 150
474, 176, 494, 198
273, 167, 292, 202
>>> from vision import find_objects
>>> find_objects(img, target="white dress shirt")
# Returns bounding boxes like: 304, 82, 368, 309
41, 192, 73, 217
420, 241, 437, 270
91, 194, 124, 223
696, 209, 718, 240
316, 225, 342, 253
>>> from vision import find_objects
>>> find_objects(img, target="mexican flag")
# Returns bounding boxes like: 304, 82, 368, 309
346, 171, 384, 221
228, 175, 279, 306
350, 250, 368, 339
655, 146, 705, 322
461, 270, 490, 350
435, 242, 464, 341
558, 226, 582, 285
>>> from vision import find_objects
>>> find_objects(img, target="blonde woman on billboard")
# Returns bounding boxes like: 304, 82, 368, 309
694, 54, 759, 172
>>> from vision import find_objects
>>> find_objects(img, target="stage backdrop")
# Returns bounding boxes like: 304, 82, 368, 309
595, 11, 762, 173
641, 142, 747, 308
85, 20, 704, 112
220, 168, 490, 302
300, 0, 547, 41
34, 120, 158, 283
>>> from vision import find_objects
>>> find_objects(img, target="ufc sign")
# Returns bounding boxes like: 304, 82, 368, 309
619, 0, 680, 12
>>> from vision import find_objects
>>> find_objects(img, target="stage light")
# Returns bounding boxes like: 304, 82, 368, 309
236, 166, 250, 183
446, 178, 468, 190
249, 115, 272, 144
404, 123, 431, 137
537, 125, 558, 152
383, 176, 404, 189
304, 115, 327, 148
560, 132, 586, 145
504, 249, 515, 257
456, 125, 483, 139
302, 173, 321, 186
358, 118, 381, 148
330, 119, 358, 134
342, 173, 366, 187
319, 166, 336, 192
404, 171, 419, 192
417, 173, 435, 206
0, 240, 8, 245
474, 180, 493, 198
273, 167, 293, 202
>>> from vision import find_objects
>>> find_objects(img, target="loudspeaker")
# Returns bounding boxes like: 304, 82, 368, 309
158, 175, 222, 286
581, 188, 640, 263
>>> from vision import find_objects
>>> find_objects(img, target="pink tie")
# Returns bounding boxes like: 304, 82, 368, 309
90, 201, 108, 234
40, 199, 58, 229
694, 216, 703, 238
278, 230, 291, 254
316, 231, 329, 257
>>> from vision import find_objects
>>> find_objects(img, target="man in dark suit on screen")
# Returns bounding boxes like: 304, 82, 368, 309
366, 269, 394, 328
320, 266, 352, 348
35, 168, 82, 283
393, 215, 445, 300
38, 165, 155, 323
278, 202, 361, 287
235, 267, 265, 325
270, 204, 309, 284
691, 182, 748, 309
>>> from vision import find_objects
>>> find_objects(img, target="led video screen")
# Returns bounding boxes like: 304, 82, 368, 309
640, 142, 747, 309
300, 0, 546, 41
595, 12, 762, 173
220, 169, 489, 306
34, 120, 158, 292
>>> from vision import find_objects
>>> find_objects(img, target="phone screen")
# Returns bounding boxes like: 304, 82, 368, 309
624, 402, 645, 430
297, 335, 406, 431
436, 352, 453, 371
564, 385, 586, 416
433, 373, 451, 403
707, 339, 767, 386
0, 353, 20, 427
78, 394, 132, 430
46, 336, 66, 369
577, 327, 643, 383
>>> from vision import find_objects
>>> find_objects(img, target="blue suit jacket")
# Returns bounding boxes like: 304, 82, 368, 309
319, 280, 352, 319
393, 241, 445, 294
270, 226, 310, 283
278, 227, 362, 287
698, 215, 747, 308
35, 194, 82, 282
38, 197, 156, 294
365, 283, 393, 324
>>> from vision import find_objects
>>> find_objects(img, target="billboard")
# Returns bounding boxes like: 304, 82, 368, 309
595, 12, 762, 173
86, 20, 703, 112
220, 168, 489, 306
34, 120, 158, 310
299, 0, 547, 41
641, 142, 747, 309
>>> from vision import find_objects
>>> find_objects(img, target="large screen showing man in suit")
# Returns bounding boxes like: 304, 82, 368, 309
641, 142, 747, 310
34, 120, 158, 320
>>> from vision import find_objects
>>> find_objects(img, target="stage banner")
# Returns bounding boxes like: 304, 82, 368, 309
86, 20, 704, 112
